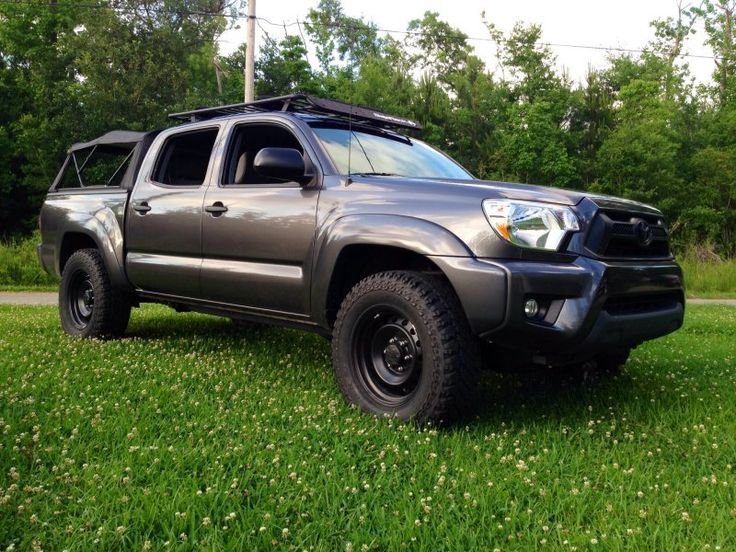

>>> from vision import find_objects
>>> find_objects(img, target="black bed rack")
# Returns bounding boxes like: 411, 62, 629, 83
168, 94, 422, 131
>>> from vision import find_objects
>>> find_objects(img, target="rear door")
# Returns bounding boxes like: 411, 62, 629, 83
200, 121, 320, 314
125, 125, 221, 297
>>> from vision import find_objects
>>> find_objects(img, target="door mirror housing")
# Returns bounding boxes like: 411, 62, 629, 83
253, 147, 312, 184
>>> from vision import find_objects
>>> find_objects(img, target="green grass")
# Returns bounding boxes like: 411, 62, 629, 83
681, 256, 736, 299
1, 305, 735, 550
0, 233, 56, 289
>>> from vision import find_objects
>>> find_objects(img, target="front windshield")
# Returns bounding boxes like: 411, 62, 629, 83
311, 126, 473, 180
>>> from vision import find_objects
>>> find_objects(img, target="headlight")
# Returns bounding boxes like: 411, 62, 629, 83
482, 199, 580, 251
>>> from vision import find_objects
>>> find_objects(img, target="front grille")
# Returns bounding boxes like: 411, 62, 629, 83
585, 210, 670, 260
602, 291, 682, 316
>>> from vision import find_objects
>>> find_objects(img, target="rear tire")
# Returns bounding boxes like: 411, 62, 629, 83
332, 271, 480, 425
59, 248, 131, 338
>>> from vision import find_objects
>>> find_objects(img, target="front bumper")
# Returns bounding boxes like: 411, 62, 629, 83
431, 255, 684, 357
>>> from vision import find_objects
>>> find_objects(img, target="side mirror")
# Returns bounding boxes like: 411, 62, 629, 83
253, 147, 312, 184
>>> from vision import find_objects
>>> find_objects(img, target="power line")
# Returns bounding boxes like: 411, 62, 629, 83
255, 16, 719, 62
0, 0, 719, 61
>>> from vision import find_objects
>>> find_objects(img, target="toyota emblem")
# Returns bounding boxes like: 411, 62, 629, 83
633, 219, 653, 246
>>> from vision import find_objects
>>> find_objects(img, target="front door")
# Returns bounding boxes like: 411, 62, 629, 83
200, 122, 320, 314
125, 126, 220, 297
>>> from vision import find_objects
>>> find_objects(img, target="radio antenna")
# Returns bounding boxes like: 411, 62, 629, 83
346, 46, 355, 185
346, 77, 354, 185
347, 103, 353, 185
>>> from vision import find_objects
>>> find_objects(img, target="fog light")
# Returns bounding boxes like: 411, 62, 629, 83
524, 299, 539, 318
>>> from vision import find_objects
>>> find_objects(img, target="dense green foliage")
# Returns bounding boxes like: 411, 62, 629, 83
1, 304, 735, 549
1, 1, 736, 256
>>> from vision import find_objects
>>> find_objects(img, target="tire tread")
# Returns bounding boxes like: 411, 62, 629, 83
332, 271, 480, 424
59, 248, 131, 339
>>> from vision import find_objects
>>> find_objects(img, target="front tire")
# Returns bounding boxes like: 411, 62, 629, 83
59, 248, 131, 338
332, 271, 480, 425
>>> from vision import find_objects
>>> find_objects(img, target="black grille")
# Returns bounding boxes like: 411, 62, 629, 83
602, 292, 682, 316
585, 210, 671, 260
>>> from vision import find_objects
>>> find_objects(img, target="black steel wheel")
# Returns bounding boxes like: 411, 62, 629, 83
59, 248, 131, 338
68, 270, 95, 329
332, 271, 480, 424
352, 304, 423, 407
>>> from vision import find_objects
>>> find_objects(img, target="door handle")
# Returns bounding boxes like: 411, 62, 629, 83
133, 201, 151, 214
205, 202, 228, 216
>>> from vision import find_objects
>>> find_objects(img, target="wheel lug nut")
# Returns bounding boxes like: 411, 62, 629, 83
404, 354, 412, 361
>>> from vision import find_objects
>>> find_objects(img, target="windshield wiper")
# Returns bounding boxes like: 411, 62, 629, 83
350, 172, 400, 177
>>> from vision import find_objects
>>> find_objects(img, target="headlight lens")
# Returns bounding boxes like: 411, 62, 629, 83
482, 199, 580, 251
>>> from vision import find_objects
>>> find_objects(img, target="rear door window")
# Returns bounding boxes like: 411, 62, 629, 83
152, 128, 219, 187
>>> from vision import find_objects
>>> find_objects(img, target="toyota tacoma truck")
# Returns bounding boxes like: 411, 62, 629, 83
38, 94, 685, 424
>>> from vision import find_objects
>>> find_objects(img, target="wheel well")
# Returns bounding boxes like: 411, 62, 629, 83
59, 233, 98, 273
325, 244, 450, 327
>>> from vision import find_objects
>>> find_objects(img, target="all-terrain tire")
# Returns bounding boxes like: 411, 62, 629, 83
59, 248, 131, 338
332, 271, 481, 425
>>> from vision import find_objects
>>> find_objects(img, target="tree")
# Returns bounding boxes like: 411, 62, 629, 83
490, 23, 576, 187
73, 0, 230, 130
406, 11, 473, 85
0, 0, 235, 236
303, 0, 381, 99
568, 70, 615, 188
694, 0, 736, 105
256, 35, 316, 97
0, 1, 84, 236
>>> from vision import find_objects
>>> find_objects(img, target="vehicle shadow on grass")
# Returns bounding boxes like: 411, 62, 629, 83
124, 312, 332, 364
125, 312, 279, 340
473, 365, 641, 427
123, 310, 671, 429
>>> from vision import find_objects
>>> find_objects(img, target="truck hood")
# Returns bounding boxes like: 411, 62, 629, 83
351, 175, 661, 215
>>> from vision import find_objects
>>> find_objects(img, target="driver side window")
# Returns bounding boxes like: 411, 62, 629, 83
223, 124, 305, 185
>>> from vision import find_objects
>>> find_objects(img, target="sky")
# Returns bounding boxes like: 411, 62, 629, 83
218, 0, 716, 85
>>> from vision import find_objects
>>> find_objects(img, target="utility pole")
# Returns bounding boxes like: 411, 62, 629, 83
244, 0, 256, 102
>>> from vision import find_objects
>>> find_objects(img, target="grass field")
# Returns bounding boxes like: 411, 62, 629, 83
679, 257, 736, 299
1, 305, 735, 550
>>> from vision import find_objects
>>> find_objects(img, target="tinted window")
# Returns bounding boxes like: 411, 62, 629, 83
153, 128, 219, 186
223, 124, 304, 185
312, 127, 472, 180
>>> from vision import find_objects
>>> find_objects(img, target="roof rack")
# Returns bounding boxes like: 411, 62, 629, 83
168, 94, 422, 131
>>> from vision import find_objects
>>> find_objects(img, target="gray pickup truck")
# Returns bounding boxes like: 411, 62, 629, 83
38, 94, 684, 423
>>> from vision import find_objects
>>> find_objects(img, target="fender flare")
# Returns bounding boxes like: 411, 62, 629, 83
55, 207, 128, 288
311, 214, 472, 328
